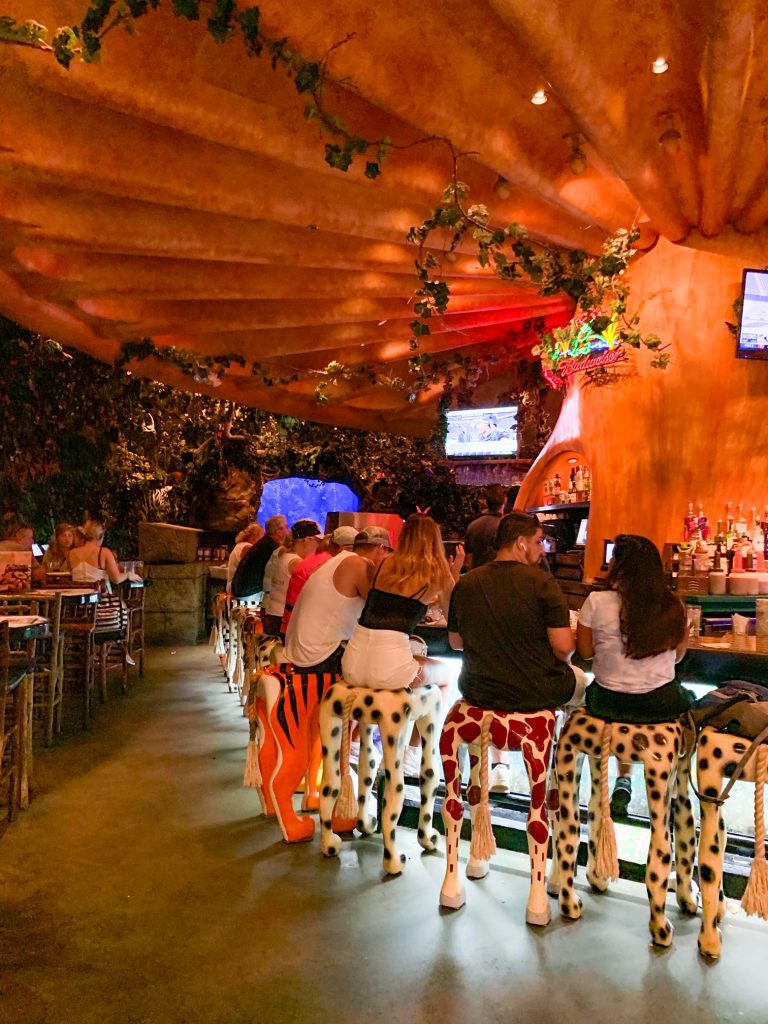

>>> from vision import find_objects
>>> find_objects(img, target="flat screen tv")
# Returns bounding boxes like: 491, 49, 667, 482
736, 269, 768, 360
444, 406, 518, 459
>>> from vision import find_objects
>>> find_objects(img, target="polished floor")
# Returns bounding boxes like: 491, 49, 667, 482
1, 646, 766, 1024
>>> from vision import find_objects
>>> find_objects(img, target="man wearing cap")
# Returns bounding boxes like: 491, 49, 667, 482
284, 526, 393, 675
260, 519, 323, 635
280, 525, 358, 634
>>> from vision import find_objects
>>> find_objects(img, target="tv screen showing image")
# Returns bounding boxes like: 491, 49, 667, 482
445, 406, 518, 459
737, 269, 768, 360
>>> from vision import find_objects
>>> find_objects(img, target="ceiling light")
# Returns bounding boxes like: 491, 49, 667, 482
651, 56, 669, 74
531, 89, 548, 106
493, 175, 511, 199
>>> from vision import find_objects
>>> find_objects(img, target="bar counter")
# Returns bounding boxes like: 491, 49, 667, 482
680, 634, 768, 684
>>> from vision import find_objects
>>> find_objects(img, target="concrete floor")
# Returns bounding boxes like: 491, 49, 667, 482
1, 647, 767, 1024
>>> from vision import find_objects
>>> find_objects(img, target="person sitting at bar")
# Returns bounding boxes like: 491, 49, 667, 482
230, 514, 290, 601
449, 509, 586, 716
2, 522, 46, 582
280, 525, 358, 634
576, 533, 690, 818
226, 522, 264, 595
67, 518, 139, 587
42, 521, 76, 571
260, 520, 322, 636
284, 526, 392, 676
342, 514, 463, 775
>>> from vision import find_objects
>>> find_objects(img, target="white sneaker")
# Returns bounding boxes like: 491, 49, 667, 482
401, 744, 422, 778
489, 763, 511, 793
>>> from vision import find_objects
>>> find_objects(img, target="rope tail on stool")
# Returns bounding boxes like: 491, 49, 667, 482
243, 691, 262, 788
470, 714, 497, 862
334, 689, 357, 820
596, 722, 620, 881
742, 744, 768, 919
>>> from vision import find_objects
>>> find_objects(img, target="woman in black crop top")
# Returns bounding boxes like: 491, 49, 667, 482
342, 514, 463, 693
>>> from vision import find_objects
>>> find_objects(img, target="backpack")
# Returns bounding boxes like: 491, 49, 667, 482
689, 680, 768, 804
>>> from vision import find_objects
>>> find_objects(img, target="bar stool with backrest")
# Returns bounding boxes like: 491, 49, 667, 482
92, 581, 130, 700
0, 621, 23, 820
59, 589, 98, 728
125, 581, 146, 677
0, 594, 62, 746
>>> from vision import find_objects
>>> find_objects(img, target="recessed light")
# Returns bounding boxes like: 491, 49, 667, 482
531, 89, 548, 106
651, 57, 669, 74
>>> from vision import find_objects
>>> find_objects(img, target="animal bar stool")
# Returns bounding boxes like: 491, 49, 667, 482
696, 728, 768, 959
267, 669, 338, 842
439, 702, 556, 926
241, 621, 283, 707
318, 681, 442, 874
555, 710, 698, 947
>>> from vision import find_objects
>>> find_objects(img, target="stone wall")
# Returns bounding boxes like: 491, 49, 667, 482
144, 562, 208, 644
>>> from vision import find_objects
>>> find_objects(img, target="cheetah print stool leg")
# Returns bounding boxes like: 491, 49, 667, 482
557, 711, 695, 947
671, 743, 699, 915
439, 701, 556, 925
319, 683, 442, 874
695, 728, 767, 959
269, 671, 337, 843
555, 719, 585, 920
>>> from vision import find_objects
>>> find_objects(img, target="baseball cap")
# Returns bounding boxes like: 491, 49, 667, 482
331, 525, 359, 547
353, 526, 393, 549
291, 519, 323, 540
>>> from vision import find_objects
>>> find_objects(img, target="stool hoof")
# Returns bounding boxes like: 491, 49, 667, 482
466, 858, 489, 880
650, 918, 674, 948
440, 888, 466, 910
526, 906, 552, 928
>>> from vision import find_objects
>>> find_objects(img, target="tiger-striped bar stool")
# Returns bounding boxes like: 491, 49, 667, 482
318, 681, 443, 874
439, 702, 556, 926
696, 728, 768, 960
266, 669, 340, 843
556, 710, 698, 948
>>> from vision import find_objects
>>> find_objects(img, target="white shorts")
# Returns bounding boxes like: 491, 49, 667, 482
341, 625, 419, 690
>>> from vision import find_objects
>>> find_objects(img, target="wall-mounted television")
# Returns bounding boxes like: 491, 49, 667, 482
444, 406, 518, 459
736, 269, 768, 360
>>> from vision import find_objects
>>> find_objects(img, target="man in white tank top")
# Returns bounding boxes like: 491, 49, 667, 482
284, 528, 393, 673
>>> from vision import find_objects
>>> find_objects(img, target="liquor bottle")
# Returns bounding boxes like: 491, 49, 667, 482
670, 549, 680, 591
543, 477, 551, 498
574, 465, 584, 493
697, 503, 710, 542
569, 467, 577, 492
751, 508, 763, 550
725, 515, 735, 550
714, 519, 726, 549
683, 501, 697, 542
583, 466, 591, 500
735, 503, 749, 536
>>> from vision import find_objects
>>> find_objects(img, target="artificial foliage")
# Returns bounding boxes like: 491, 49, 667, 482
0, 318, 506, 553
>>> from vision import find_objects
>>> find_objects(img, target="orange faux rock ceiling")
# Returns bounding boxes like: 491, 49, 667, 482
2, 1, 768, 433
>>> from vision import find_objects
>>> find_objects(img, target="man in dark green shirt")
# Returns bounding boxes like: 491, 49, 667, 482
448, 511, 584, 712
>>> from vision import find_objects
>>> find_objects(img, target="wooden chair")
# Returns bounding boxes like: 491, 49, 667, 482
125, 582, 146, 677
60, 597, 97, 728
0, 594, 61, 745
93, 584, 130, 700
0, 620, 36, 818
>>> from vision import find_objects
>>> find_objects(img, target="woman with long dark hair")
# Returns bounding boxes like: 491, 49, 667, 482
576, 534, 689, 816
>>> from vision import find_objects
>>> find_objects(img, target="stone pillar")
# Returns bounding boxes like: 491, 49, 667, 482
144, 562, 209, 644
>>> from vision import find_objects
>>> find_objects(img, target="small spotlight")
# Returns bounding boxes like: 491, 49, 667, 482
658, 114, 682, 153
494, 175, 511, 199
564, 133, 587, 175
651, 56, 669, 74
445, 251, 458, 264
531, 89, 548, 106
